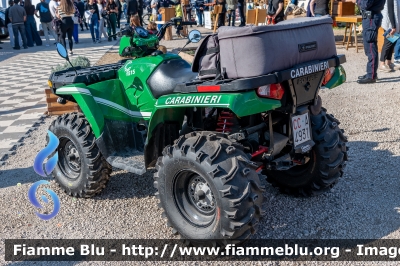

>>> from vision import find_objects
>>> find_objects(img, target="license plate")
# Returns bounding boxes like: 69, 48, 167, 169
292, 112, 311, 147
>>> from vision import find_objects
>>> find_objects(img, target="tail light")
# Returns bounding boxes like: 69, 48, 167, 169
197, 85, 221, 92
322, 67, 336, 86
257, 83, 285, 100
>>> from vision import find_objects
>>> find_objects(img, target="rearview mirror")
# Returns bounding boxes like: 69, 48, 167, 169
188, 30, 201, 43
55, 42, 77, 75
56, 43, 68, 59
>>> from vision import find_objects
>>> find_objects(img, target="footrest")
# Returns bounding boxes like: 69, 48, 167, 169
106, 150, 146, 175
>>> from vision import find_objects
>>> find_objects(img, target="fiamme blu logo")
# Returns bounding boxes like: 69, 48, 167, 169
28, 131, 60, 220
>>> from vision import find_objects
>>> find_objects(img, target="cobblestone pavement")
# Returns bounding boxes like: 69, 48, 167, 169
0, 31, 117, 164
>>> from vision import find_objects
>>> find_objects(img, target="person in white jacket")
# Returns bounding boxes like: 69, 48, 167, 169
97, 0, 109, 41
379, 0, 400, 72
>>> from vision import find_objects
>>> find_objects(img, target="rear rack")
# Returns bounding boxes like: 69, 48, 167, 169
173, 55, 346, 93
49, 62, 125, 91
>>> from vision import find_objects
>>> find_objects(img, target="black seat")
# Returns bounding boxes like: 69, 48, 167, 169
147, 58, 198, 98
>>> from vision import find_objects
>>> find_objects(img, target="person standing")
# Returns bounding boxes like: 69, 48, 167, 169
184, 0, 192, 25
267, 0, 284, 24
86, 0, 100, 43
97, 0, 109, 41
194, 0, 203, 26
76, 0, 88, 30
24, 0, 42, 47
150, 0, 157, 21
122, 0, 127, 19
237, 0, 245, 26
217, 0, 226, 27
49, 0, 60, 42
353, 0, 385, 84
115, 0, 122, 27
57, 0, 75, 54
5, 0, 22, 48
126, 0, 138, 22
170, 0, 182, 37
35, 0, 57, 46
8, 0, 28, 50
393, 38, 400, 68
72, 0, 81, 43
226, 0, 237, 26
378, 0, 400, 72
106, 0, 118, 41
309, 0, 329, 17
0, 16, 4, 49
137, 0, 144, 26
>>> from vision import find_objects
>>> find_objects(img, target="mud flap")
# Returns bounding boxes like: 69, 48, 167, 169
96, 119, 147, 175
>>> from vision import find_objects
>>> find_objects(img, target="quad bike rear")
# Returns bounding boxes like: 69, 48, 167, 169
47, 16, 348, 244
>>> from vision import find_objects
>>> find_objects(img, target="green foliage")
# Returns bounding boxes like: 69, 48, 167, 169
51, 56, 91, 73
355, 4, 361, 15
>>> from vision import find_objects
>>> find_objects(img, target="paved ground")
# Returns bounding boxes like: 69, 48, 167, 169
3, 23, 400, 265
0, 30, 116, 163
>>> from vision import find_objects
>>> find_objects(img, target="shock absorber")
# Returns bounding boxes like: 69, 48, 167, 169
216, 111, 235, 133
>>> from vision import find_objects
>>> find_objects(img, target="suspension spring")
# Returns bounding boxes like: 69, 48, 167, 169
216, 111, 235, 133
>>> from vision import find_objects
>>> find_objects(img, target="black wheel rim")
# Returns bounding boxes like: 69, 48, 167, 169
173, 170, 216, 227
58, 137, 82, 179
283, 150, 315, 177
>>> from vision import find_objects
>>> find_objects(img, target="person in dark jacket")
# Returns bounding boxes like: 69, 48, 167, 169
9, 0, 28, 49
352, 0, 385, 83
24, 0, 42, 47
267, 0, 284, 24
217, 0, 226, 27
114, 0, 122, 28
237, 0, 245, 26
137, 0, 144, 26
5, 0, 22, 48
77, 0, 88, 30
106, 0, 118, 40
126, 0, 138, 22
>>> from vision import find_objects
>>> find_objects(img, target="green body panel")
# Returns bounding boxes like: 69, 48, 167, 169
56, 84, 105, 137
147, 90, 281, 143
56, 55, 181, 137
119, 36, 131, 56
325, 65, 346, 89
155, 90, 282, 117
55, 58, 345, 143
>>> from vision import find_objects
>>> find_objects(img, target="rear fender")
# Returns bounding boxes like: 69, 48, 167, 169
144, 90, 281, 167
56, 84, 105, 138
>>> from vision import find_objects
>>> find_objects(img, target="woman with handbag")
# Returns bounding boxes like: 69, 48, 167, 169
56, 0, 75, 54
86, 0, 101, 43
106, 0, 118, 41
97, 0, 109, 41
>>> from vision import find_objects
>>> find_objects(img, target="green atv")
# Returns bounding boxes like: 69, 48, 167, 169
48, 18, 348, 243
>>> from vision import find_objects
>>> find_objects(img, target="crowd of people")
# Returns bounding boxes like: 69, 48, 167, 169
0, 0, 131, 52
